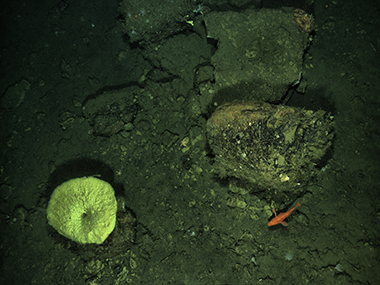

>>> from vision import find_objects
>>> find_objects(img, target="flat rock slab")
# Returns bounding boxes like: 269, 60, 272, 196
119, 0, 193, 45
83, 88, 139, 137
205, 8, 309, 102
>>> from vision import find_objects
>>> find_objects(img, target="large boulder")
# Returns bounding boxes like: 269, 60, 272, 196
206, 101, 334, 193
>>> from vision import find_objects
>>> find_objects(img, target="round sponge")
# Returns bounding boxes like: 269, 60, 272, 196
47, 176, 117, 244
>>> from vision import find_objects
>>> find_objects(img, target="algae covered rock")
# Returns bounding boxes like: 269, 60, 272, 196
206, 101, 334, 192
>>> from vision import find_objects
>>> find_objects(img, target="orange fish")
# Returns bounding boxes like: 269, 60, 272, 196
268, 202, 301, 227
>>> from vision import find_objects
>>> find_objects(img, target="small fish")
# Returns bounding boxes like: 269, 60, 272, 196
268, 202, 301, 227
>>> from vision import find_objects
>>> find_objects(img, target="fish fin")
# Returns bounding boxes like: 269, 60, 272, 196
273, 208, 277, 216
281, 221, 288, 226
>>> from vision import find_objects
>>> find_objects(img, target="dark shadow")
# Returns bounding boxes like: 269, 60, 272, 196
206, 80, 287, 116
262, 0, 314, 12
81, 83, 143, 107
286, 86, 336, 114
46, 157, 122, 197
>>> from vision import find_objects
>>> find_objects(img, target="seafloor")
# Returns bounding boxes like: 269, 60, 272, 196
1, 0, 379, 284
